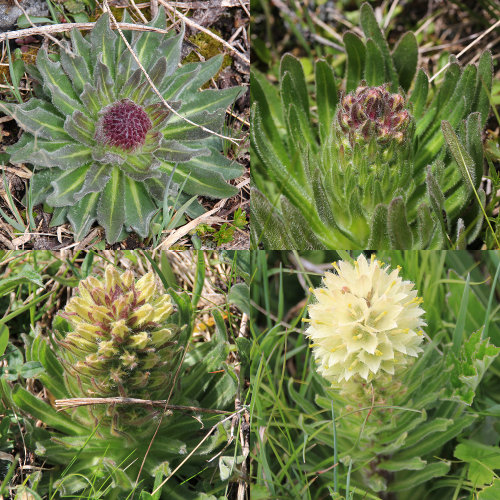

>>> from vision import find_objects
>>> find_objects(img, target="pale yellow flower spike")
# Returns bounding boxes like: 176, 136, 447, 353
305, 254, 426, 385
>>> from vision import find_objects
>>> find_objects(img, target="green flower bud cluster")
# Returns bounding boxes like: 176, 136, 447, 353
57, 265, 180, 430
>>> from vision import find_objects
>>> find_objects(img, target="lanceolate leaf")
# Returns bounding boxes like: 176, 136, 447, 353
161, 162, 238, 199
67, 191, 99, 240
364, 39, 385, 86
392, 32, 418, 92
360, 2, 398, 90
188, 148, 244, 180
388, 197, 413, 249
280, 54, 310, 121
90, 13, 117, 78
74, 163, 112, 201
343, 31, 365, 93
474, 50, 493, 127
315, 60, 337, 142
123, 176, 157, 237
155, 139, 209, 163
442, 120, 476, 192
97, 167, 125, 243
408, 69, 428, 119
46, 166, 90, 207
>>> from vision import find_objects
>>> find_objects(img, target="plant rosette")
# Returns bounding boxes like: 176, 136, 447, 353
301, 254, 500, 493
250, 2, 491, 249
0, 265, 240, 496
2, 11, 245, 243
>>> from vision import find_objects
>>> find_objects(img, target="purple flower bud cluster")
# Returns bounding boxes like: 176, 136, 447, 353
337, 85, 411, 145
96, 99, 153, 152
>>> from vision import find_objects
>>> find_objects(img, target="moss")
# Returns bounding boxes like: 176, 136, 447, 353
183, 29, 232, 86
0, 47, 37, 86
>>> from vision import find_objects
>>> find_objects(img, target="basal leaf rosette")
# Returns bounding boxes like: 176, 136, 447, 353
305, 254, 425, 393
56, 265, 180, 432
3, 11, 244, 243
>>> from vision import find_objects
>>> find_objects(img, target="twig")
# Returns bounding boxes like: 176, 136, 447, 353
429, 18, 500, 82
154, 204, 226, 251
167, 1, 248, 8
0, 22, 172, 42
55, 397, 232, 414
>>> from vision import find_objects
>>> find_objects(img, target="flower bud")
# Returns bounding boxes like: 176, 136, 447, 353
55, 265, 181, 431
336, 84, 412, 148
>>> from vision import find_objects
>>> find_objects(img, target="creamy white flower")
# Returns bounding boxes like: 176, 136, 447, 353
305, 254, 425, 385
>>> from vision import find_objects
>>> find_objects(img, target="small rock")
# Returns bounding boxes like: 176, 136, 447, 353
0, 0, 49, 32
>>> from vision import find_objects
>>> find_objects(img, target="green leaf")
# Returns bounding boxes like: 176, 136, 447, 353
1, 99, 67, 141
478, 478, 500, 500
387, 197, 413, 249
364, 39, 385, 87
97, 167, 125, 243
379, 456, 426, 472
30, 143, 93, 169
455, 440, 500, 487
444, 330, 500, 405
162, 88, 243, 141
368, 203, 390, 249
12, 385, 88, 435
465, 112, 484, 186
227, 283, 250, 317
161, 161, 238, 199
155, 26, 184, 77
343, 31, 365, 93
123, 176, 157, 238
60, 48, 92, 96
280, 54, 310, 121
396, 413, 477, 460
155, 139, 209, 163
65, 109, 96, 147
0, 325, 8, 357
0, 264, 44, 296
74, 163, 112, 201
67, 191, 99, 240
281, 197, 325, 249
360, 3, 398, 90
94, 59, 116, 106
250, 188, 293, 250
408, 69, 429, 119
31, 168, 60, 205
90, 13, 116, 80
416, 203, 435, 248
474, 50, 493, 127
133, 8, 167, 71
315, 59, 338, 143
388, 462, 451, 492
18, 361, 44, 379
442, 120, 477, 191
36, 49, 82, 116
188, 147, 244, 180
46, 165, 90, 207
70, 27, 92, 78
392, 32, 418, 92
251, 107, 313, 214
426, 166, 448, 236
173, 55, 224, 99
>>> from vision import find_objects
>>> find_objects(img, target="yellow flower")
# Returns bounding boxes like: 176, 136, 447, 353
305, 254, 425, 385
